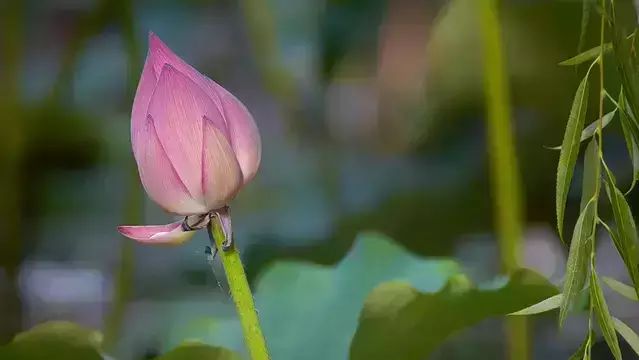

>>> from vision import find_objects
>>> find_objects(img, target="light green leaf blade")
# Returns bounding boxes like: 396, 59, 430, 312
613, 317, 639, 357
509, 293, 562, 315
557, 74, 590, 243
580, 139, 600, 211
349, 269, 558, 360
603, 164, 639, 299
591, 257, 622, 360
155, 342, 242, 360
568, 331, 594, 360
559, 43, 612, 66
547, 110, 616, 150
603, 276, 638, 301
559, 198, 596, 328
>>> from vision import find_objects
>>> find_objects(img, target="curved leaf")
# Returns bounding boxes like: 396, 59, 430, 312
559, 43, 611, 66
613, 317, 639, 357
603, 164, 639, 299
509, 293, 562, 315
557, 73, 591, 243
181, 232, 461, 360
590, 257, 622, 360
618, 91, 639, 192
603, 276, 638, 301
569, 331, 594, 360
349, 269, 557, 360
559, 198, 596, 328
547, 110, 616, 150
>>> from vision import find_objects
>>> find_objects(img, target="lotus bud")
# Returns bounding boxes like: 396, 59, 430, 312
118, 33, 260, 245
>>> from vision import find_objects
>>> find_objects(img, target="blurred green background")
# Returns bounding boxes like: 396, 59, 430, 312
1, 0, 639, 359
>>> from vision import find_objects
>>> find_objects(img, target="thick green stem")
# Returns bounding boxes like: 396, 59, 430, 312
478, 1, 527, 359
207, 218, 269, 360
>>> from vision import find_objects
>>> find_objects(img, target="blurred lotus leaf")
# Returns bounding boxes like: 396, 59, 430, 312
155, 342, 242, 360
201, 232, 461, 359
349, 268, 558, 360
0, 321, 103, 360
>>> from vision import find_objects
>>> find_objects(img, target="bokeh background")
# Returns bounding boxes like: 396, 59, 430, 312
2, 0, 639, 359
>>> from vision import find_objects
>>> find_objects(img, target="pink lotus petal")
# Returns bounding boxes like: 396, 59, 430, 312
147, 32, 216, 97
216, 88, 261, 183
131, 50, 158, 152
118, 221, 195, 245
135, 115, 207, 215
201, 116, 243, 209
147, 64, 228, 200
147, 33, 261, 183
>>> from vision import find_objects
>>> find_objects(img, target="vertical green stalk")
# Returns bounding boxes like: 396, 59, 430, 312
207, 218, 270, 360
478, 1, 527, 359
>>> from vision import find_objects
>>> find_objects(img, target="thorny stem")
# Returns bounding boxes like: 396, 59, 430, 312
207, 216, 270, 360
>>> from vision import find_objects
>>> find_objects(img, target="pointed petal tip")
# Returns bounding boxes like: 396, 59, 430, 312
117, 222, 196, 245
148, 31, 163, 48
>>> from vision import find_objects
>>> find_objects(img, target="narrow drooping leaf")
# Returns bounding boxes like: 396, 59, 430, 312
548, 110, 616, 150
559, 43, 612, 66
590, 256, 622, 360
559, 198, 596, 327
580, 139, 600, 211
576, 0, 593, 56
610, 7, 639, 127
618, 91, 639, 192
613, 317, 639, 357
603, 276, 638, 301
603, 163, 639, 298
568, 331, 594, 360
509, 293, 562, 315
557, 73, 591, 243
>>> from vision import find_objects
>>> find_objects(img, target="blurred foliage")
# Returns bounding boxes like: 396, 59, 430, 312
154, 342, 242, 360
0, 322, 241, 360
172, 232, 459, 359
349, 269, 558, 360
0, 321, 103, 360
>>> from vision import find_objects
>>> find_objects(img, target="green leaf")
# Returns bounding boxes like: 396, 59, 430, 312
603, 164, 639, 298
618, 90, 639, 192
547, 110, 616, 150
603, 276, 638, 301
155, 342, 242, 360
1, 321, 103, 360
509, 293, 562, 315
610, 6, 639, 126
559, 43, 612, 66
576, 0, 594, 57
569, 331, 594, 360
613, 317, 639, 357
591, 256, 622, 360
349, 269, 558, 360
181, 232, 461, 360
557, 73, 591, 243
559, 198, 596, 328
580, 139, 600, 211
